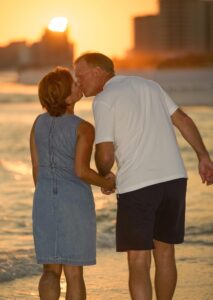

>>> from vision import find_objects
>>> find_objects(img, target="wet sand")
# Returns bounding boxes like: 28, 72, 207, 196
0, 75, 212, 299
0, 245, 212, 300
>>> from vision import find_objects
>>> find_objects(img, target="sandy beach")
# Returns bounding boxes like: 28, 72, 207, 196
0, 245, 212, 300
0, 71, 212, 299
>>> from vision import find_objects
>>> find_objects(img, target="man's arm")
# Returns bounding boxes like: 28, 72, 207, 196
171, 108, 213, 185
95, 142, 115, 176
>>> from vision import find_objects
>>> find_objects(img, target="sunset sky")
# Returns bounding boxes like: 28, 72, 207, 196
0, 0, 158, 58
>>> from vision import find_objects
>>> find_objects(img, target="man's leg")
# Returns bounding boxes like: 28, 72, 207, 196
39, 264, 62, 300
153, 240, 177, 300
63, 265, 86, 300
128, 250, 152, 300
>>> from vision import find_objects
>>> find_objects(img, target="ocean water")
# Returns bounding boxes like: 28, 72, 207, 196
0, 70, 212, 296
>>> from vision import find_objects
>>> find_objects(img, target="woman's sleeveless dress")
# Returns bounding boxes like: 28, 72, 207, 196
32, 113, 96, 265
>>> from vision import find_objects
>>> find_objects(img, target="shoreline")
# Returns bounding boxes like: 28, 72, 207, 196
0, 95, 212, 107
0, 68, 213, 106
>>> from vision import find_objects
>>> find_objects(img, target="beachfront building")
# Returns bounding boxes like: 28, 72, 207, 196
0, 42, 31, 69
133, 0, 213, 55
0, 26, 74, 70
30, 28, 74, 68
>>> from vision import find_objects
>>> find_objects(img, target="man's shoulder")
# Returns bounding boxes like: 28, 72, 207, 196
97, 75, 143, 96
94, 75, 161, 104
112, 75, 160, 90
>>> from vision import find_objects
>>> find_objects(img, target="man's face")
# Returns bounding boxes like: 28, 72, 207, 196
74, 59, 101, 97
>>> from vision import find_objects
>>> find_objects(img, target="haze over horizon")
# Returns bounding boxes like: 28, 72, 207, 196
0, 0, 158, 58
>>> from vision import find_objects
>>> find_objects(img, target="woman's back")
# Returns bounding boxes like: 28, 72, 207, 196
35, 113, 86, 184
33, 112, 96, 265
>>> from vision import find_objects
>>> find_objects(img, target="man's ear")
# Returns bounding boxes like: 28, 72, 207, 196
93, 66, 103, 76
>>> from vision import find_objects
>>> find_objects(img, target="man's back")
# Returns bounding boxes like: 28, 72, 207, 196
75, 52, 213, 300
93, 75, 187, 193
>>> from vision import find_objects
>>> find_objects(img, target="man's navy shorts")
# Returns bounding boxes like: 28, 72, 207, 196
116, 178, 187, 251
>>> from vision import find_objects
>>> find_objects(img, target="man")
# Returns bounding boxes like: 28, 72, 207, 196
74, 52, 213, 300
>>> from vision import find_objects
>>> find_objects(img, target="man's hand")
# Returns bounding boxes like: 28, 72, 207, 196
199, 156, 213, 185
101, 172, 116, 195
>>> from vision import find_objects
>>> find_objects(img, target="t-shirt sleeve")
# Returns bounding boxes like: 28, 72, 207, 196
161, 88, 179, 115
93, 100, 114, 144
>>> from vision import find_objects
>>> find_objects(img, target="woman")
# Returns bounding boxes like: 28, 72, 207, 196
30, 67, 115, 300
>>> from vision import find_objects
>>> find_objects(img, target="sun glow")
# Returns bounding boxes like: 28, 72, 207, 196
48, 17, 68, 32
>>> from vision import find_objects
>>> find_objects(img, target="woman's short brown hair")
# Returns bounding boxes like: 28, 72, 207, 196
38, 67, 73, 116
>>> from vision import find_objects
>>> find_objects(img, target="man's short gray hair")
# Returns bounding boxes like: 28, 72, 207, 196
75, 52, 115, 75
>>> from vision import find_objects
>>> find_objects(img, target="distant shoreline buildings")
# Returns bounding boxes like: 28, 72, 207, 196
132, 0, 213, 56
0, 27, 74, 70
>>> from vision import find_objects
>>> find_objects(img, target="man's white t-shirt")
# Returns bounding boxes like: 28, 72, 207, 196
93, 75, 187, 194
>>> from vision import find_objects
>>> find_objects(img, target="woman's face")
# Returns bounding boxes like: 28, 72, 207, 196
70, 81, 83, 103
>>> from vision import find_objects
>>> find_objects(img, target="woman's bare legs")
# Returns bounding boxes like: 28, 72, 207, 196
63, 265, 86, 300
39, 264, 62, 300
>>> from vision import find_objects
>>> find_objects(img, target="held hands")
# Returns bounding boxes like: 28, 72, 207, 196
102, 172, 116, 195
199, 156, 213, 186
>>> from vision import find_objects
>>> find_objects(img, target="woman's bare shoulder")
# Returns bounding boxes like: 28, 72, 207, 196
78, 120, 94, 135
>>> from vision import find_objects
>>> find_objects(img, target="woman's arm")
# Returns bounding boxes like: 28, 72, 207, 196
75, 121, 115, 190
30, 120, 39, 186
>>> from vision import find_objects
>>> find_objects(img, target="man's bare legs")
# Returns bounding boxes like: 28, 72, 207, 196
128, 250, 152, 300
63, 265, 86, 300
39, 264, 62, 300
153, 240, 177, 300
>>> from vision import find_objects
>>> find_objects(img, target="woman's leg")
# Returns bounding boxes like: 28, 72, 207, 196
39, 264, 62, 300
63, 265, 86, 300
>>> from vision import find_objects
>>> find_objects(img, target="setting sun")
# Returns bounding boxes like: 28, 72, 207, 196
0, 0, 158, 58
48, 17, 68, 32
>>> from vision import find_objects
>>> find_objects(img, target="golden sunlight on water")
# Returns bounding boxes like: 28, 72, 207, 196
0, 82, 37, 95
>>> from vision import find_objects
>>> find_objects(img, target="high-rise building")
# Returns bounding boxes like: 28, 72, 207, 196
30, 27, 74, 68
0, 42, 31, 69
134, 16, 161, 52
133, 0, 213, 55
36, 28, 73, 66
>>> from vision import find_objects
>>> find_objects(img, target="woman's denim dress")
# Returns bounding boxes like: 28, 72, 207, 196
32, 113, 96, 265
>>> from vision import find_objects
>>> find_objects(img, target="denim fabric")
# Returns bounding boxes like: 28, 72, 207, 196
32, 113, 96, 265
